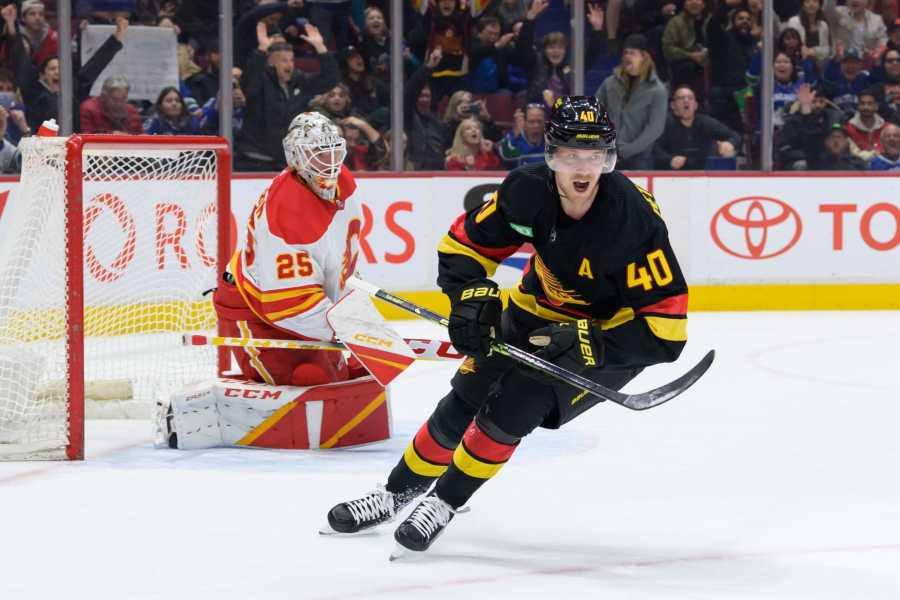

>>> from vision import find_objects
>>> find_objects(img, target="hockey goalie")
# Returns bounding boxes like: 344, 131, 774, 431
159, 113, 411, 451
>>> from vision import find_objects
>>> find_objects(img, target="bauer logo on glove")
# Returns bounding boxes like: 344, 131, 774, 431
528, 319, 605, 375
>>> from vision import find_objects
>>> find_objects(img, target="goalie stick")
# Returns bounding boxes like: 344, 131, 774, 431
183, 334, 464, 362
347, 277, 715, 411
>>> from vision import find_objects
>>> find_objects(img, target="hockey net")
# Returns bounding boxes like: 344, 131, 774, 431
0, 135, 231, 460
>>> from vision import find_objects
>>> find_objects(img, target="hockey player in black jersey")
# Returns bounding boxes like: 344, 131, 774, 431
323, 96, 689, 556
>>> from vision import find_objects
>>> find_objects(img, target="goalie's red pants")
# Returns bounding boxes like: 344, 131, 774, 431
213, 279, 349, 386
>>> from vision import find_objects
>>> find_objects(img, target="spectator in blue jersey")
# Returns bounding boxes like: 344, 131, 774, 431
498, 103, 546, 166
468, 15, 516, 93
143, 86, 203, 135
821, 46, 873, 118
869, 123, 900, 169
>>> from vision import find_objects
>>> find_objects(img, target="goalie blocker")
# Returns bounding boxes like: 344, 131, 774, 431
158, 376, 391, 450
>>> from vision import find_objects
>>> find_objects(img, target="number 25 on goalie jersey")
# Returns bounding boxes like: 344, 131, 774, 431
229, 165, 361, 341
437, 164, 689, 369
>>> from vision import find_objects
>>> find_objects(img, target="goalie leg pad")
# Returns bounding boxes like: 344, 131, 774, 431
158, 377, 391, 450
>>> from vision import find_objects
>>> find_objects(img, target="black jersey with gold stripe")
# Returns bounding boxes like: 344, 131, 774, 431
437, 162, 688, 370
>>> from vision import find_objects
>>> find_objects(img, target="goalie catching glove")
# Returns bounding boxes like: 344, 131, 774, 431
524, 319, 605, 382
447, 279, 502, 359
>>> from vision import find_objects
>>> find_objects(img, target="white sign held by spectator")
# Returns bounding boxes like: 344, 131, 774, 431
82, 25, 179, 102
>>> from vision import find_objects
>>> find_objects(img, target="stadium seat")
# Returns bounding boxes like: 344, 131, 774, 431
475, 92, 514, 129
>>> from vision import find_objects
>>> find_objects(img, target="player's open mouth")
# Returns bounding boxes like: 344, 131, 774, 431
573, 181, 590, 193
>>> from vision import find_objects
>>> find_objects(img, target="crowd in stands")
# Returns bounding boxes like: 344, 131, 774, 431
0, 0, 898, 173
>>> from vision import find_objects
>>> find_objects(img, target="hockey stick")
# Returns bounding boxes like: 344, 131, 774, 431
347, 277, 715, 411
182, 333, 464, 362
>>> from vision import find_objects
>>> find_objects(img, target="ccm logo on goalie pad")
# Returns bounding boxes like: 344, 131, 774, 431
224, 388, 283, 399
460, 287, 501, 301
352, 333, 394, 348
576, 319, 597, 367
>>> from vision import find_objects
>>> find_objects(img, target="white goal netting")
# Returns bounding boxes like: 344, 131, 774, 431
0, 136, 225, 459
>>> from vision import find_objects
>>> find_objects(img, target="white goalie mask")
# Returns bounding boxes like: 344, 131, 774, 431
283, 112, 347, 204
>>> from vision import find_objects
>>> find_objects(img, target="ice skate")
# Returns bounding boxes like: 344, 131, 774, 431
320, 485, 411, 535
390, 493, 460, 557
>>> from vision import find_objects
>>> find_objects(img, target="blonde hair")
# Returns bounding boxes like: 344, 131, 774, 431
444, 90, 472, 122
447, 118, 482, 161
615, 50, 656, 100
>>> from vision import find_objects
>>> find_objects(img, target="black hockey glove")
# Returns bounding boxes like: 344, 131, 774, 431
523, 319, 605, 382
447, 279, 503, 359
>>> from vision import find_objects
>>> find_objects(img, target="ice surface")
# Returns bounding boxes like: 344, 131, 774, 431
2, 312, 899, 600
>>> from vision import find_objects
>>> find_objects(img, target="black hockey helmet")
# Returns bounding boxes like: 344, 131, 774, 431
545, 96, 617, 173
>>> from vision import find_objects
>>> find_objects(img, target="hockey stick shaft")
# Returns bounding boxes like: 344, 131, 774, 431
347, 277, 715, 411
183, 333, 463, 362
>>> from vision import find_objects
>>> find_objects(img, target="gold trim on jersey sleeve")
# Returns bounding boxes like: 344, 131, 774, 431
437, 234, 501, 277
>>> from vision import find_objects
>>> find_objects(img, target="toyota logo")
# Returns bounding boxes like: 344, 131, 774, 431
710, 196, 803, 259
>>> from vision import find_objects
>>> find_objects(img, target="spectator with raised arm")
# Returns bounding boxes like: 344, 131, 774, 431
143, 86, 203, 135
869, 122, 900, 169
18, 1, 57, 67
237, 22, 338, 171
515, 0, 578, 108
415, 0, 490, 106
79, 75, 142, 135
595, 34, 667, 170
705, 1, 756, 133
776, 83, 843, 169
0, 3, 30, 87
824, 0, 888, 66
445, 117, 503, 170
661, 0, 709, 100
784, 0, 832, 65
468, 15, 516, 93
305, 0, 353, 51
497, 102, 545, 166
234, 0, 304, 69
653, 85, 740, 170
404, 46, 449, 170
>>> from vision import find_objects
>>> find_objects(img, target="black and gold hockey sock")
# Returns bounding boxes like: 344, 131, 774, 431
434, 415, 519, 509
386, 420, 454, 499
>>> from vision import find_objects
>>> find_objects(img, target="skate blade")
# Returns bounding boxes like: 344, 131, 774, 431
318, 523, 385, 537
388, 543, 412, 562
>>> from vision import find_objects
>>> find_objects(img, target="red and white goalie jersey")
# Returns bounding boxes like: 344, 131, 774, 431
214, 165, 361, 386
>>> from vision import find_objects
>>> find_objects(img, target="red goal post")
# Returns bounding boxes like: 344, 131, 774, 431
0, 135, 232, 460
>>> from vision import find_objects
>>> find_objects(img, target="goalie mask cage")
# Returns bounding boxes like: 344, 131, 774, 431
0, 135, 231, 460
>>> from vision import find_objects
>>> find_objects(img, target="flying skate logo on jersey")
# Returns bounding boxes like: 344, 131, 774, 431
535, 255, 588, 306
710, 196, 803, 259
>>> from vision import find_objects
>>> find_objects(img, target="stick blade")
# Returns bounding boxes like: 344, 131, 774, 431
327, 289, 416, 386
621, 350, 715, 411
